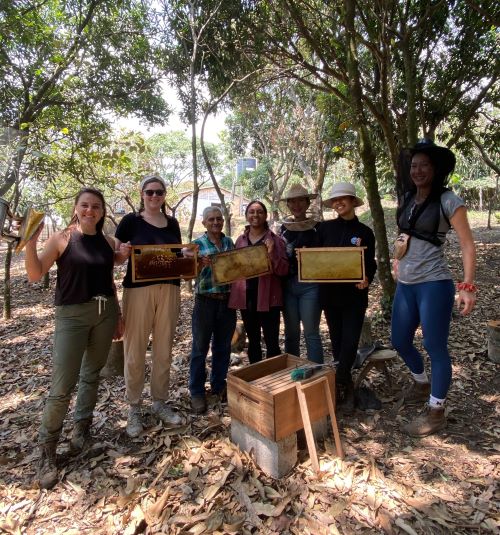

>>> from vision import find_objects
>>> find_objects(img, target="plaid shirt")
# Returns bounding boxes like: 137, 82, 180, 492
194, 232, 234, 295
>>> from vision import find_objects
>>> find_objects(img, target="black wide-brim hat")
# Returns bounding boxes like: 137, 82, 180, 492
410, 139, 456, 177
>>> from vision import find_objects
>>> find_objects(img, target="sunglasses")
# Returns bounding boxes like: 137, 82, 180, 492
143, 189, 165, 197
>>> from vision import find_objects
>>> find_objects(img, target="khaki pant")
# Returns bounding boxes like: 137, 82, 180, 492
122, 284, 180, 405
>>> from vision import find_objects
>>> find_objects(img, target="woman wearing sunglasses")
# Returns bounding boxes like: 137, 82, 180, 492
115, 175, 182, 437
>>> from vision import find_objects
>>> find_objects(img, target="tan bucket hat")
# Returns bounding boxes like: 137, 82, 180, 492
279, 183, 318, 202
322, 182, 363, 208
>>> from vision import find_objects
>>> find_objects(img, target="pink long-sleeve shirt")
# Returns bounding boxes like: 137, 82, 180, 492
228, 227, 289, 312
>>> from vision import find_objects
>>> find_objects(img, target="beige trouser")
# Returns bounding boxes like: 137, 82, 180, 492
122, 284, 180, 405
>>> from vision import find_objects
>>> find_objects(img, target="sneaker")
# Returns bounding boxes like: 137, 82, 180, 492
126, 405, 143, 438
402, 380, 431, 406
152, 401, 182, 426
69, 418, 91, 453
191, 395, 207, 415
38, 442, 58, 490
403, 404, 446, 437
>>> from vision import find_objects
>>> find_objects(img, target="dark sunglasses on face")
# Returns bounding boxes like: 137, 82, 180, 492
143, 189, 165, 197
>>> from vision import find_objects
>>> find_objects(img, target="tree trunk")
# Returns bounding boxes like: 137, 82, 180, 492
344, 0, 396, 307
0, 129, 29, 197
3, 242, 13, 320
200, 108, 233, 236
401, 33, 418, 147
186, 1, 199, 243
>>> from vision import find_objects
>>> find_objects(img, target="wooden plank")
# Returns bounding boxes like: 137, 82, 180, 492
273, 388, 302, 440
296, 383, 320, 472
228, 354, 291, 382
251, 368, 295, 390
227, 387, 275, 440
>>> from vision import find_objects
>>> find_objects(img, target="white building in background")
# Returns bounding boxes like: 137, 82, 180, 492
176, 185, 251, 221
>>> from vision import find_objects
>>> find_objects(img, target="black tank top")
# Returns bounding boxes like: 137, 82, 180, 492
55, 231, 114, 305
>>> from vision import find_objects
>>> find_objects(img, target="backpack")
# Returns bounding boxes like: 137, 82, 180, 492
397, 190, 451, 247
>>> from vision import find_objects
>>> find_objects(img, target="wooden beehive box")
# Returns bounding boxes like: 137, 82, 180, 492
227, 354, 336, 441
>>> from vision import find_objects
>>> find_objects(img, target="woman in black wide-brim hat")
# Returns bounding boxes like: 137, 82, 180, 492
392, 139, 476, 437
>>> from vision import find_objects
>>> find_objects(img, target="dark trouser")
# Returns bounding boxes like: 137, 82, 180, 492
323, 298, 367, 385
39, 297, 119, 445
189, 294, 236, 397
240, 289, 281, 364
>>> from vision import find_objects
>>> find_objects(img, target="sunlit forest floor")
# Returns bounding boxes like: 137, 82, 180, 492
0, 212, 498, 534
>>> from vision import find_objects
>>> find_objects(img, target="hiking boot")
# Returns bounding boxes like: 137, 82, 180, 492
152, 401, 182, 426
211, 384, 227, 403
69, 418, 91, 454
191, 395, 207, 415
403, 404, 446, 437
336, 382, 355, 415
38, 442, 58, 490
403, 380, 431, 406
126, 405, 143, 438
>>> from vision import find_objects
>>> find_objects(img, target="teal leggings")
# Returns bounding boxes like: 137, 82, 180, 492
39, 298, 119, 445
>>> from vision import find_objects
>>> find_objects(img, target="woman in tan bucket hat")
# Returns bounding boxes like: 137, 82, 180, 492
278, 184, 324, 363
317, 182, 377, 414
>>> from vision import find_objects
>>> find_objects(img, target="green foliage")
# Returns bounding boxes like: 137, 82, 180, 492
0, 0, 170, 197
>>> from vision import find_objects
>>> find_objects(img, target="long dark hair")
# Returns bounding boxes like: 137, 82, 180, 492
396, 142, 455, 223
138, 175, 168, 217
396, 141, 455, 202
67, 187, 106, 233
245, 200, 269, 230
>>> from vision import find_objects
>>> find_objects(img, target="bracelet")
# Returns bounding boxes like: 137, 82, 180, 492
457, 282, 477, 293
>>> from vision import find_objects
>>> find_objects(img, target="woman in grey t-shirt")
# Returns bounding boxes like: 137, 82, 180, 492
391, 140, 476, 437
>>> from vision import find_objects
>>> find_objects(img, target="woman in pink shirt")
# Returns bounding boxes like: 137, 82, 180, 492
229, 201, 289, 363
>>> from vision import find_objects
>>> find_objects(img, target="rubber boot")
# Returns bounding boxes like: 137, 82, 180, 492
38, 442, 58, 490
403, 404, 446, 437
402, 380, 431, 406
70, 418, 91, 454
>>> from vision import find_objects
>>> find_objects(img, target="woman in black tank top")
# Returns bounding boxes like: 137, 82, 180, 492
25, 188, 124, 490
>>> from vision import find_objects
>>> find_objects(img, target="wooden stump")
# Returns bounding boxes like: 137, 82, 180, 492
231, 320, 246, 353
358, 317, 373, 348
100, 340, 124, 377
487, 320, 500, 364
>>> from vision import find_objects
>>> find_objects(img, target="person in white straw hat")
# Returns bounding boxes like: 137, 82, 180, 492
317, 182, 377, 414
322, 182, 363, 209
278, 184, 324, 363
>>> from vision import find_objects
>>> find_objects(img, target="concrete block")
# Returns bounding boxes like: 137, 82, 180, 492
231, 418, 297, 478
297, 416, 329, 450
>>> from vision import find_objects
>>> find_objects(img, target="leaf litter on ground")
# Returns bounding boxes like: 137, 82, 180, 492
0, 219, 499, 534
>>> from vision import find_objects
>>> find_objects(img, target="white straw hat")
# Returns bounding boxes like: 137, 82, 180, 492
322, 182, 363, 208
278, 184, 318, 202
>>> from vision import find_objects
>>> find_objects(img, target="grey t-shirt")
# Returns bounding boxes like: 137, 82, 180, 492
398, 190, 465, 284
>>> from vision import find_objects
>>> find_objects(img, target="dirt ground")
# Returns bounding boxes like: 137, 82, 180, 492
0, 214, 498, 534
